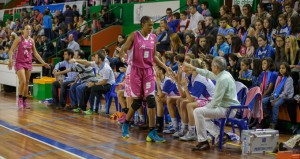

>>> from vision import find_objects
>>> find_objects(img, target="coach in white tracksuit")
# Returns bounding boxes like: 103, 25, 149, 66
184, 56, 240, 151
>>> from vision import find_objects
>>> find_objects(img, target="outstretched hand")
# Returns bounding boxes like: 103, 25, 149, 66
43, 63, 50, 69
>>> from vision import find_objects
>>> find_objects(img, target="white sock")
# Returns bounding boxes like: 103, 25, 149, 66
139, 115, 144, 122
171, 118, 178, 128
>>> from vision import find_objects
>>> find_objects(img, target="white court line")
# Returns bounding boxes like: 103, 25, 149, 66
0, 125, 84, 159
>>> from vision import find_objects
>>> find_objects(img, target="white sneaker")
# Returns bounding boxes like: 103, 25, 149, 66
179, 131, 197, 141
172, 129, 186, 138
283, 134, 300, 149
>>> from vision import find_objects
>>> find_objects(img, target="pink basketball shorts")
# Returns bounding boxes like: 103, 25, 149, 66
130, 65, 155, 98
14, 62, 32, 72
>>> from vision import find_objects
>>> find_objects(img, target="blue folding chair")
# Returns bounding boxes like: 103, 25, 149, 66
214, 87, 262, 150
104, 72, 125, 114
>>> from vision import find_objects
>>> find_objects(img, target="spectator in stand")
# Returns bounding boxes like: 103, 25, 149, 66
43, 9, 52, 40
274, 35, 286, 71
64, 5, 75, 25
157, 19, 173, 53
178, 11, 190, 33
274, 14, 289, 38
211, 34, 229, 57
165, 8, 173, 22
220, 5, 231, 22
254, 19, 265, 39
184, 33, 197, 57
200, 1, 211, 18
166, 33, 185, 54
57, 28, 67, 51
34, 9, 43, 24
270, 1, 282, 28
239, 16, 255, 43
67, 34, 80, 51
54, 10, 64, 22
255, 35, 275, 60
244, 36, 258, 58
218, 17, 234, 36
100, 6, 115, 27
229, 34, 246, 57
73, 16, 79, 29
6, 18, 15, 30
40, 34, 54, 61
242, 4, 255, 24
192, 20, 206, 37
260, 57, 278, 98
263, 17, 276, 47
232, 4, 242, 18
168, 12, 180, 33
187, 5, 204, 32
14, 19, 22, 31
0, 26, 7, 39
72, 5, 80, 17
262, 62, 294, 129
285, 35, 300, 66
77, 15, 88, 38
193, 0, 202, 14
288, 15, 300, 39
92, 13, 101, 34
228, 54, 241, 80
284, 1, 299, 18
255, 3, 271, 21
196, 35, 210, 57
204, 16, 218, 38
67, 23, 78, 41
231, 17, 242, 34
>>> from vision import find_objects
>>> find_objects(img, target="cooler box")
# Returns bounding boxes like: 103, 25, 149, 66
33, 77, 56, 100
242, 129, 279, 154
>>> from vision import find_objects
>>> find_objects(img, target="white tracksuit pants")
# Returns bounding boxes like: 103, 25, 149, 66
193, 106, 236, 142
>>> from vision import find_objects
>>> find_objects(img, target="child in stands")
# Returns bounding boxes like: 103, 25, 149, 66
262, 62, 294, 129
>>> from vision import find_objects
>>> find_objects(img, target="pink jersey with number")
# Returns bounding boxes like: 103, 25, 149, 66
14, 36, 33, 63
132, 31, 156, 68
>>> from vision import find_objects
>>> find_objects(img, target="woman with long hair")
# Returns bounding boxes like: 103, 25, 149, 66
231, 4, 242, 18
274, 35, 286, 71
168, 33, 185, 54
263, 17, 276, 46
184, 33, 197, 58
285, 36, 300, 66
245, 36, 259, 58
239, 16, 255, 43
8, 25, 50, 109
242, 4, 255, 24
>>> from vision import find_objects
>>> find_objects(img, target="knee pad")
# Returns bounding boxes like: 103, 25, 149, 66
131, 99, 142, 111
146, 95, 156, 108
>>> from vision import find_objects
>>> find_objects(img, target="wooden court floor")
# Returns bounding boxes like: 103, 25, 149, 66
0, 92, 290, 159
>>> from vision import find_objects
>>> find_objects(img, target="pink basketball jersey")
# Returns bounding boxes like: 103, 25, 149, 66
14, 36, 33, 63
132, 31, 156, 68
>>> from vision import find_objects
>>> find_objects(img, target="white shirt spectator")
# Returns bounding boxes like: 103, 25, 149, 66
187, 11, 204, 30
90, 62, 115, 84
